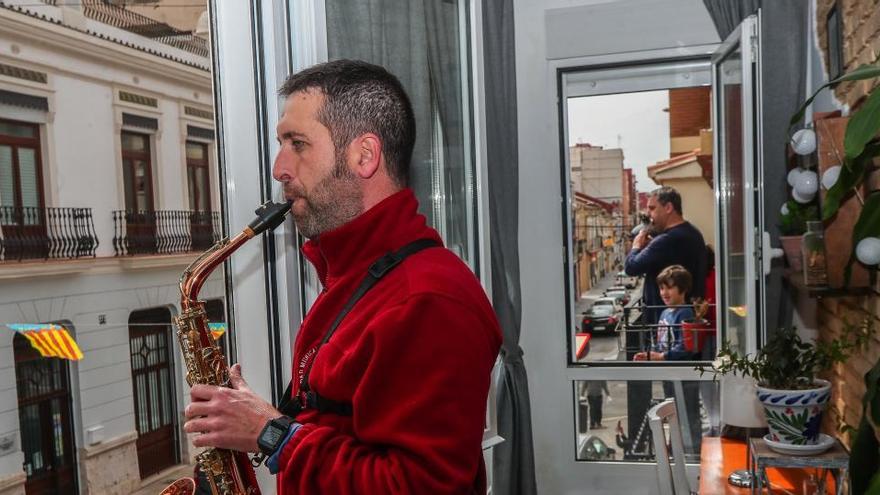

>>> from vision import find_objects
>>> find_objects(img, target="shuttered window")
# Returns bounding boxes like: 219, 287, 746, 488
0, 119, 44, 215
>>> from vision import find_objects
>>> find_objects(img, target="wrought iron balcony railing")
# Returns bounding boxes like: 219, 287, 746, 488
113, 210, 221, 256
0, 206, 99, 262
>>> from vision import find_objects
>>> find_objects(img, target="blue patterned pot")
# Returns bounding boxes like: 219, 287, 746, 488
756, 379, 831, 445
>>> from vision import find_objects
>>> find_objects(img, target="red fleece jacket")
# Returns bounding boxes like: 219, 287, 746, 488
275, 189, 502, 494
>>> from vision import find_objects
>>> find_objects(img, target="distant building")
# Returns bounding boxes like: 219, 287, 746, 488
572, 192, 618, 296
570, 143, 624, 204
648, 87, 714, 242
621, 168, 637, 231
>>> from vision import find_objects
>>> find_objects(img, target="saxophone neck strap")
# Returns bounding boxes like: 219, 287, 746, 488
279, 238, 441, 417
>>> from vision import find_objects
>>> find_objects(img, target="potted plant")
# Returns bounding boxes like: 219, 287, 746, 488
701, 325, 869, 447
778, 199, 819, 272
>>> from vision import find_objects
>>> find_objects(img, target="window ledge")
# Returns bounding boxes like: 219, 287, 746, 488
0, 253, 200, 280
784, 270, 875, 297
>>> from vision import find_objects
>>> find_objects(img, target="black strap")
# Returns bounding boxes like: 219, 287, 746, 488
279, 238, 440, 417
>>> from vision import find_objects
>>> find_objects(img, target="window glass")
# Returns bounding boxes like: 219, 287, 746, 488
18, 148, 38, 210
186, 141, 205, 160
121, 132, 148, 152
567, 88, 716, 365
717, 46, 748, 352
324, 0, 476, 269
0, 145, 12, 207
573, 379, 719, 462
0, 120, 35, 138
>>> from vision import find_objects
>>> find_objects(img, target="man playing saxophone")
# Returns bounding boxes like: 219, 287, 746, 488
183, 59, 502, 494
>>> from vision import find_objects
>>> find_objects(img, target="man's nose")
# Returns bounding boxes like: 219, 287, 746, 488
272, 147, 291, 182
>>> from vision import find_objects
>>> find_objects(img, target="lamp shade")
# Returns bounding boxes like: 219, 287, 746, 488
720, 375, 767, 428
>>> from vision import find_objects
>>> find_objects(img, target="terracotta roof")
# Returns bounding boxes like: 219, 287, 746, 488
1, 2, 209, 71
574, 191, 617, 214
647, 149, 699, 175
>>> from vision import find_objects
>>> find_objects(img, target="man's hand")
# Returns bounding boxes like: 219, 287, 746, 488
632, 229, 651, 250
633, 351, 665, 361
184, 363, 281, 453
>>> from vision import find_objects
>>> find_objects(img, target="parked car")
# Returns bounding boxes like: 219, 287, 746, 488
581, 303, 619, 333
578, 435, 616, 461
615, 271, 637, 289
604, 289, 630, 306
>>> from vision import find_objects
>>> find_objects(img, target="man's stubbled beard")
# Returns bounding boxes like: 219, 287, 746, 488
291, 153, 364, 239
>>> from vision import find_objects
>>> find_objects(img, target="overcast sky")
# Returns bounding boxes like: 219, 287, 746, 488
567, 90, 670, 193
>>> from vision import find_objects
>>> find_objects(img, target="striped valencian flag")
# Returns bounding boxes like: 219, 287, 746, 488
207, 322, 226, 341
7, 324, 84, 361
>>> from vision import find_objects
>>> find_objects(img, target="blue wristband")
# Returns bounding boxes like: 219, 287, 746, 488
266, 422, 301, 474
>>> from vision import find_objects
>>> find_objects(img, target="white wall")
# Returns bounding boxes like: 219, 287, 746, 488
513, 0, 718, 492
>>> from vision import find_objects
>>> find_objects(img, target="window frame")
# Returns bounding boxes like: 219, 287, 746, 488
185, 140, 211, 212
120, 130, 155, 212
0, 118, 45, 210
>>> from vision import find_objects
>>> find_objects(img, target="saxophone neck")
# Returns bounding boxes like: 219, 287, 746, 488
179, 200, 291, 304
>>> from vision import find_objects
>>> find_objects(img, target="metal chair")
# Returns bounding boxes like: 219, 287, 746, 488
648, 399, 695, 495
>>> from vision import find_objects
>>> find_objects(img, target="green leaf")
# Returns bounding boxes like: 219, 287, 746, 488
822, 158, 866, 221
789, 63, 880, 130
845, 190, 880, 284
845, 87, 880, 159
850, 416, 880, 495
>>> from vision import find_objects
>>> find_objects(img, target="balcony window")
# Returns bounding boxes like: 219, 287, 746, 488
121, 131, 154, 212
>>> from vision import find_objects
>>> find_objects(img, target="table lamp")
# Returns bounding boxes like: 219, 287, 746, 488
720, 374, 767, 488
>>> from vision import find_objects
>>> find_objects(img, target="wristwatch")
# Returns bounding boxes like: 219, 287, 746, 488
257, 416, 295, 457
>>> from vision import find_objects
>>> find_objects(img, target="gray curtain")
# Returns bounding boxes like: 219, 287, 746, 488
702, 0, 807, 332
702, 0, 761, 40
758, 0, 807, 331
325, 0, 471, 258
483, 0, 537, 494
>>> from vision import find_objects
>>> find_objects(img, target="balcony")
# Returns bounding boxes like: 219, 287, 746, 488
112, 210, 221, 256
0, 206, 99, 262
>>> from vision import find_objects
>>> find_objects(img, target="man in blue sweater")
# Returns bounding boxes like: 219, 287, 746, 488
625, 186, 706, 326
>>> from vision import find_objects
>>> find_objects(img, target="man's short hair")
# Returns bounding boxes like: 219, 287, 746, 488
651, 186, 683, 215
656, 264, 692, 295
278, 59, 416, 187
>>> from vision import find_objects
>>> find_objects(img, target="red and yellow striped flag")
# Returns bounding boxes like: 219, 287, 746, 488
207, 322, 226, 341
8, 324, 84, 361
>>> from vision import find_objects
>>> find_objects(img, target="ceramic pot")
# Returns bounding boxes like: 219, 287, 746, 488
779, 235, 803, 273
680, 318, 709, 353
756, 379, 830, 445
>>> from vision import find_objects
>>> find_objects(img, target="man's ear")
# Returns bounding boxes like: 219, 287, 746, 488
349, 133, 382, 179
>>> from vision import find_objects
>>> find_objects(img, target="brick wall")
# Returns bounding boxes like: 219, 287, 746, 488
668, 87, 711, 138
814, 0, 880, 446
816, 0, 880, 106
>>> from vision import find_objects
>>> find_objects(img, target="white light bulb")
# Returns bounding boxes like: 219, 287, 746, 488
780, 203, 790, 216
792, 188, 815, 204
856, 237, 880, 266
794, 170, 819, 197
791, 128, 817, 155
787, 167, 805, 187
821, 165, 842, 190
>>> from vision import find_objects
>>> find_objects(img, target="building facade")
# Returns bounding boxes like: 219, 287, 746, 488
569, 143, 624, 204
0, 2, 217, 494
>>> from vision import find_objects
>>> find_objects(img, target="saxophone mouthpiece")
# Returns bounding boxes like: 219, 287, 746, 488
247, 200, 292, 235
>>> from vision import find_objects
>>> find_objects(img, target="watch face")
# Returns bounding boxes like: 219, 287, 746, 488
263, 426, 284, 446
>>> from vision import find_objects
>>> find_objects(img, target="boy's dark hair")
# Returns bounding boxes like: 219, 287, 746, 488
651, 186, 683, 215
656, 264, 692, 295
278, 59, 415, 187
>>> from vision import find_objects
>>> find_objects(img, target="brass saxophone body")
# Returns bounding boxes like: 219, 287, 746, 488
161, 201, 291, 495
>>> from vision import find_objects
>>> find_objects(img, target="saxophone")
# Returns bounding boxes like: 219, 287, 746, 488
161, 200, 292, 495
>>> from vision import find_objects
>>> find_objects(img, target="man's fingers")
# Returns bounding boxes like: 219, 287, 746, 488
185, 401, 213, 419
228, 364, 250, 392
191, 384, 218, 401
184, 417, 212, 434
